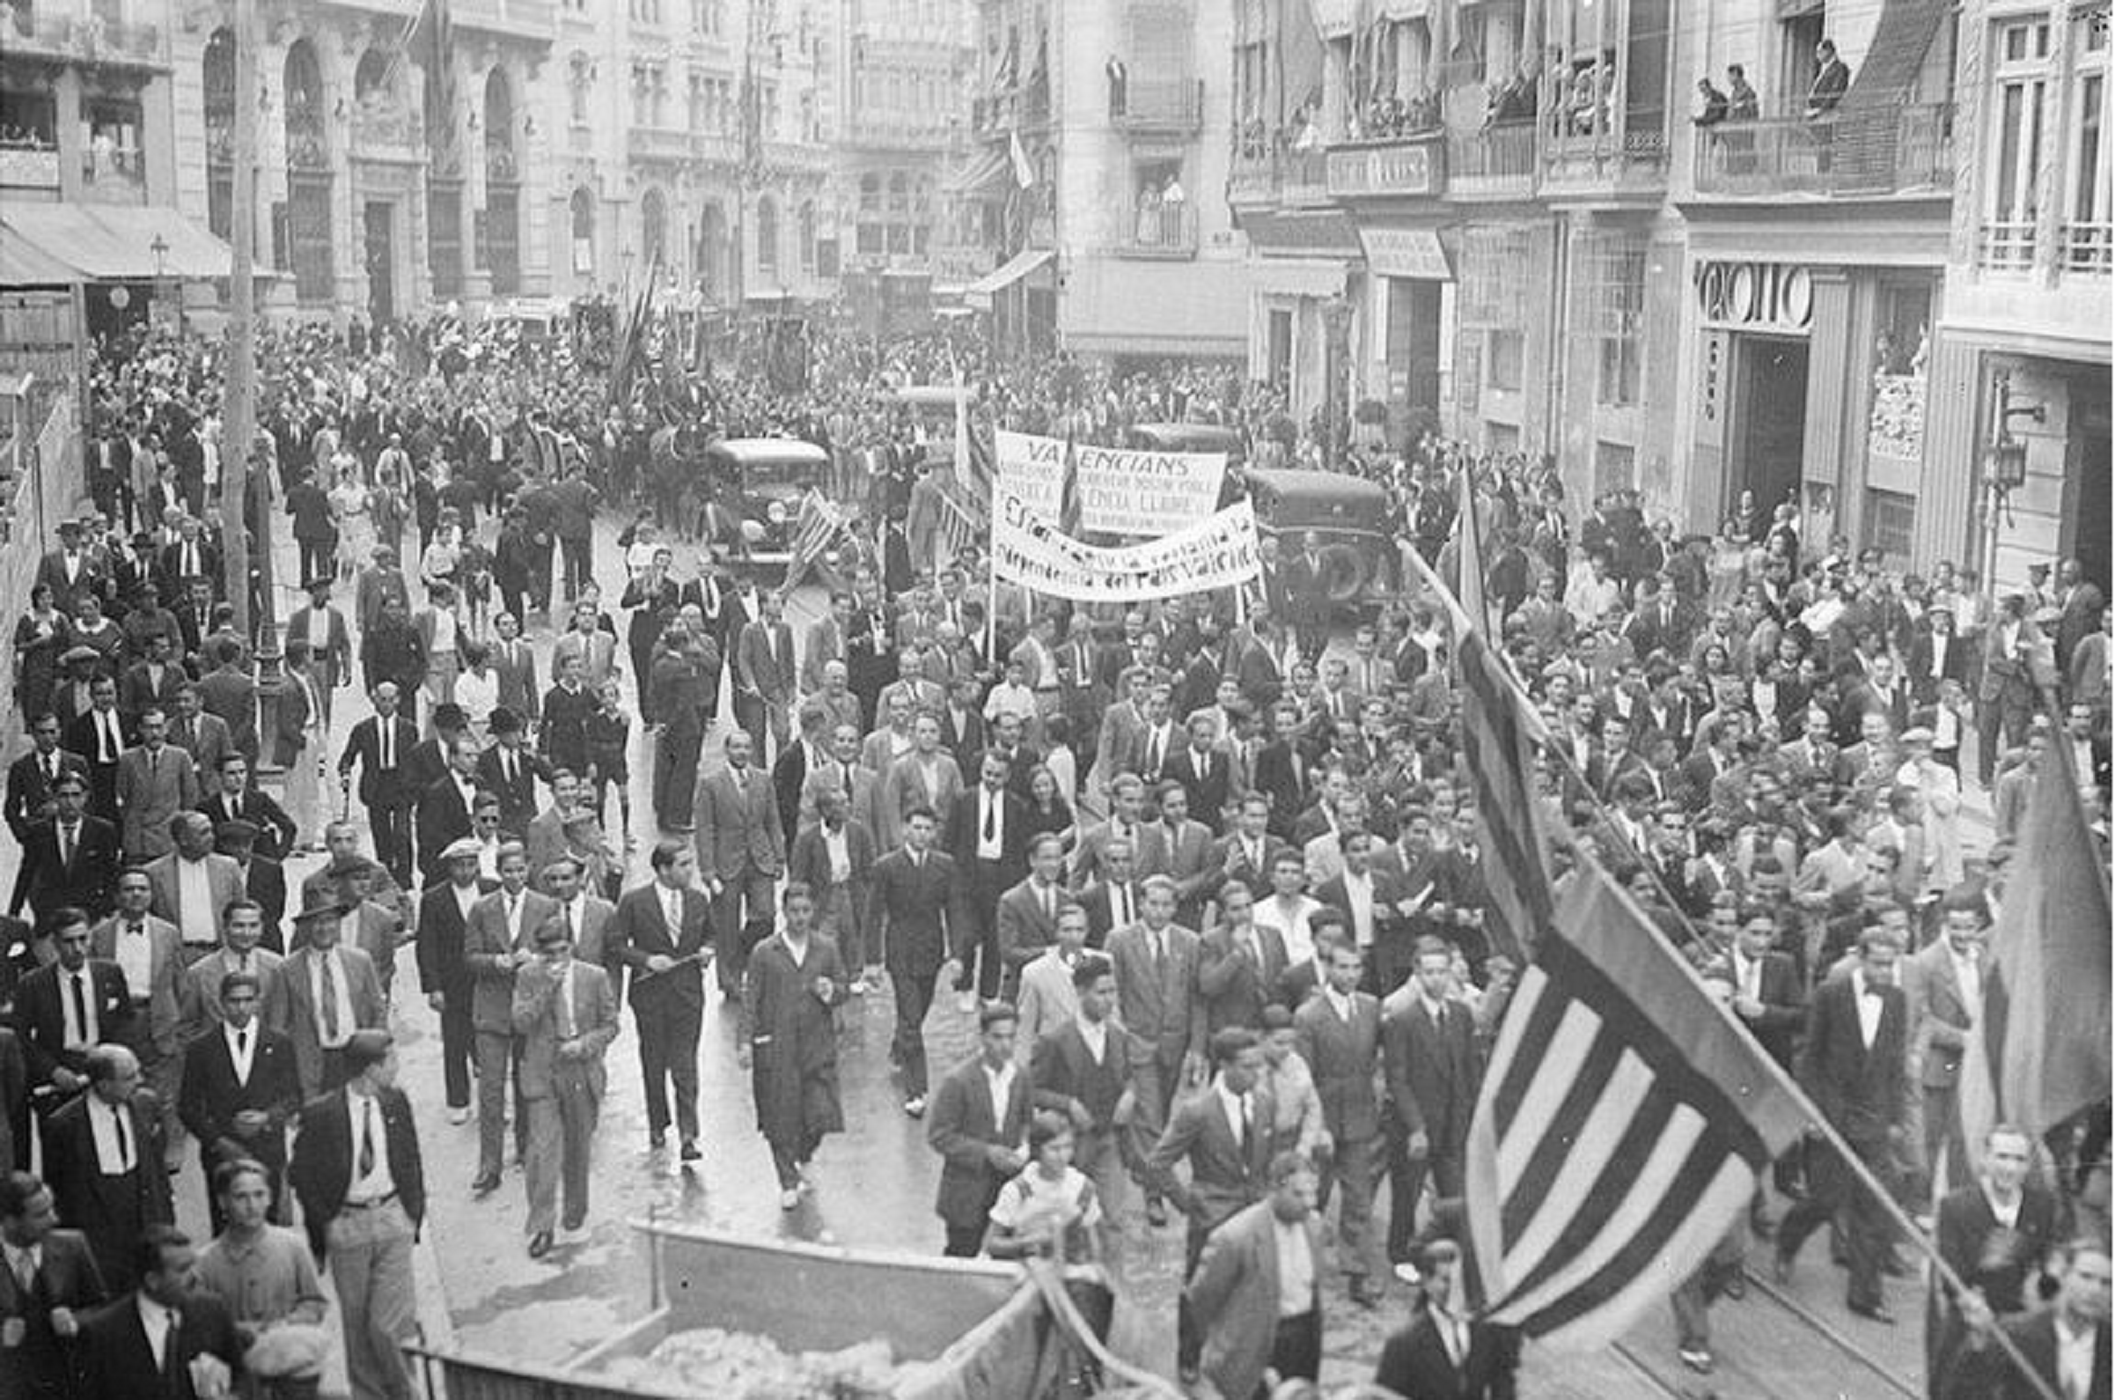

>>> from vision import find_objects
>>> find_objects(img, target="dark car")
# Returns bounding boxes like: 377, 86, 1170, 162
1240, 467, 1401, 613
700, 437, 834, 583
1123, 421, 1248, 466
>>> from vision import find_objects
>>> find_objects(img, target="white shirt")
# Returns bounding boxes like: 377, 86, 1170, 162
1341, 868, 1374, 948
659, 883, 682, 932
452, 881, 481, 921
823, 824, 852, 883
1323, 985, 1356, 1023
981, 1060, 1020, 1147
225, 1020, 257, 1084
1949, 945, 1981, 1026
177, 856, 218, 944
1256, 896, 1319, 966
137, 1293, 178, 1370
344, 1086, 397, 1203
1850, 969, 1885, 1050
1272, 1214, 1315, 1318
306, 608, 331, 648
501, 889, 528, 945
88, 1095, 135, 1175
1982, 1185, 2022, 1231
306, 948, 357, 1050
1075, 1015, 1108, 1064
2, 1240, 41, 1292
111, 920, 154, 996
2056, 1316, 2099, 1400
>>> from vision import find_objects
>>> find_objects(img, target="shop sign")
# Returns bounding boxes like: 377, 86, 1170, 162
1695, 261, 1813, 333
1360, 228, 1452, 281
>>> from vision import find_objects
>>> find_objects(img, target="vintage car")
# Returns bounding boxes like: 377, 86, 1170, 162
1123, 421, 1246, 463
700, 437, 834, 583
1240, 467, 1401, 614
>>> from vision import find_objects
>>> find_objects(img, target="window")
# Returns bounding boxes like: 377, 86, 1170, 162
569, 54, 593, 125
1863, 488, 1916, 565
1458, 228, 1531, 328
1488, 330, 1524, 392
1984, 15, 2052, 269
1782, 8, 1827, 116
799, 201, 816, 271
1581, 232, 1646, 407
757, 196, 778, 272
2067, 9, 2111, 272
1594, 440, 1635, 496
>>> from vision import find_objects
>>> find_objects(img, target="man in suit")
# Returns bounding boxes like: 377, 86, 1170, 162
338, 683, 420, 886
143, 813, 245, 962
115, 709, 200, 865
1166, 713, 1234, 835
1977, 595, 2043, 788
1950, 1236, 2110, 1400
1187, 1150, 1324, 1400
1142, 783, 1218, 930
925, 1002, 1035, 1256
4, 712, 86, 846
1928, 1123, 2069, 1389
0, 1169, 110, 1400
164, 687, 231, 793
194, 753, 296, 862
1145, 1027, 1280, 1380
73, 1224, 241, 1400
733, 590, 797, 761
993, 834, 1067, 1000
1294, 941, 1388, 1307
64, 675, 125, 822
1383, 937, 1485, 1265
879, 712, 965, 851
91, 870, 185, 1152
269, 898, 386, 1101
1026, 953, 1136, 1243
285, 577, 352, 724
606, 841, 714, 1160
511, 917, 618, 1256
16, 911, 134, 1104
41, 1045, 172, 1291
194, 641, 258, 769
177, 900, 283, 1041
948, 751, 1030, 1001
463, 843, 554, 1196
214, 821, 287, 951
35, 523, 105, 616
699, 730, 786, 996
1774, 927, 1911, 1322
1904, 893, 1988, 1202
477, 711, 546, 840
769, 703, 825, 849
8, 771, 119, 927
287, 1030, 425, 1400
785, 787, 874, 977
1372, 1236, 1520, 1400
415, 839, 489, 1123
1111, 876, 1206, 1225
539, 856, 614, 971
488, 611, 541, 730
176, 970, 299, 1231
1197, 879, 1290, 1035
415, 733, 484, 887
864, 807, 963, 1116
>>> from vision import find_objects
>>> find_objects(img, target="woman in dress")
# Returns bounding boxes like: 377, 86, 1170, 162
1708, 518, 1750, 613
67, 592, 124, 673
420, 506, 464, 596
328, 464, 373, 582
13, 583, 70, 720
1023, 761, 1076, 860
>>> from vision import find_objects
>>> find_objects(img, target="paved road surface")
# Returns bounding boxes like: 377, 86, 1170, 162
5, 504, 1930, 1397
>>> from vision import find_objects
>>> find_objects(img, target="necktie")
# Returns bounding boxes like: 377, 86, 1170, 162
44, 753, 57, 782
1041, 883, 1053, 922
59, 824, 74, 869
159, 1306, 180, 1381
1236, 1094, 1249, 1156
1119, 886, 1132, 926
101, 714, 116, 764
983, 796, 997, 843
379, 724, 392, 770
1148, 732, 1163, 773
112, 1103, 132, 1173
234, 1027, 248, 1064
319, 953, 341, 1041
568, 902, 579, 943
69, 972, 89, 1045
504, 751, 515, 786
358, 1095, 376, 1178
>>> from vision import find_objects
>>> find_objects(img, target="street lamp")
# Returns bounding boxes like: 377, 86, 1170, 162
1322, 292, 1354, 468
1980, 369, 2046, 601
148, 232, 182, 336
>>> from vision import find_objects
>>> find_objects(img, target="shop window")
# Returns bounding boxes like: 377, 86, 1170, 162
1488, 330, 1524, 392
1867, 281, 1932, 472
1863, 488, 1916, 565
1594, 440, 1635, 496
82, 95, 142, 181
1581, 232, 1646, 407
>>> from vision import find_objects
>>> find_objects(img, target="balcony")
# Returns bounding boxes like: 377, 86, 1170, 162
1117, 201, 1198, 258
2066, 223, 2113, 276
0, 144, 61, 191
1447, 122, 1537, 199
1978, 221, 2037, 273
1227, 145, 1333, 208
1326, 131, 1444, 200
1540, 112, 1669, 202
1692, 105, 1953, 199
3, 11, 166, 68
1114, 79, 1204, 135
80, 145, 147, 203
627, 126, 693, 162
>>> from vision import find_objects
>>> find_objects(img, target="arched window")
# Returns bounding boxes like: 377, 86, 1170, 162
482, 68, 516, 183
798, 200, 816, 272
483, 68, 521, 293
203, 28, 235, 238
756, 195, 778, 273
569, 187, 594, 276
354, 49, 393, 104
282, 39, 325, 170
282, 40, 333, 304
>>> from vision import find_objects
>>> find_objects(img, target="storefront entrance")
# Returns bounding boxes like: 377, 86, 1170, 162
1730, 335, 1808, 518
2071, 373, 2111, 591
1387, 277, 1443, 415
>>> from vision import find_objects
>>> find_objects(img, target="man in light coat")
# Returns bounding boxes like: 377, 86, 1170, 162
511, 917, 618, 1257
1187, 1151, 1324, 1400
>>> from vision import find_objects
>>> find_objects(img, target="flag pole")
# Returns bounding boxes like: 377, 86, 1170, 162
1403, 535, 2066, 1400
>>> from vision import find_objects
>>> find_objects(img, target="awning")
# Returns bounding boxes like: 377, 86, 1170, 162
964, 248, 1053, 298
0, 204, 233, 284
1252, 258, 1347, 298
941, 147, 1012, 196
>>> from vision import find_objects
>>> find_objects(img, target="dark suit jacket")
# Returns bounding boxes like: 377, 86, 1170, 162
76, 1289, 242, 1400
475, 745, 546, 839
1728, 949, 1805, 1068
1373, 1310, 1521, 1400
1163, 745, 1233, 830
925, 1054, 1036, 1228
946, 786, 1031, 891
4, 749, 87, 843
1798, 974, 1909, 1146
1029, 1019, 1137, 1130
338, 714, 420, 808
177, 1023, 300, 1168
15, 959, 134, 1088
770, 741, 811, 848
414, 775, 478, 882
415, 878, 494, 997
864, 849, 962, 972
1384, 995, 1483, 1149
1195, 922, 1289, 1033
8, 814, 120, 924
1930, 1183, 2068, 1383
288, 1085, 427, 1259
606, 883, 714, 1012
0, 1227, 106, 1396
1949, 1307, 2111, 1400
1251, 739, 1310, 838
1144, 1082, 1279, 1230
238, 857, 288, 950
1293, 990, 1386, 1141
194, 787, 296, 862
42, 1093, 172, 1284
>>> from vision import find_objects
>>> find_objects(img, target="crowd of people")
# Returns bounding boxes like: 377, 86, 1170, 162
0, 308, 2109, 1400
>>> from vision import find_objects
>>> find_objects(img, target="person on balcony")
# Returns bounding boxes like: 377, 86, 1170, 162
1693, 77, 1729, 128
1806, 39, 1852, 120
1727, 65, 1759, 121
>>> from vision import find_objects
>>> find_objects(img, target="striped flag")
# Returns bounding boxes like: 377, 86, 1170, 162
1456, 465, 1488, 638
1954, 739, 2112, 1176
781, 490, 846, 592
1057, 431, 1083, 537
1455, 627, 1550, 968
1465, 862, 1809, 1347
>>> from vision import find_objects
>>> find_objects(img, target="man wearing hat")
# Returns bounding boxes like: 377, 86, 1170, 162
417, 837, 493, 1124
354, 545, 411, 638
512, 911, 618, 1257
51, 644, 107, 733
285, 464, 339, 586
285, 575, 352, 725
1906, 602, 1968, 706
36, 520, 105, 617
478, 708, 545, 837
272, 890, 386, 1100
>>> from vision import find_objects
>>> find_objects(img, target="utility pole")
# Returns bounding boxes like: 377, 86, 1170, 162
221, 0, 256, 636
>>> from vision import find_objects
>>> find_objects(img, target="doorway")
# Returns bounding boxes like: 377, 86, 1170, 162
1387, 277, 1443, 414
363, 201, 395, 326
2069, 372, 2111, 592
1267, 308, 1293, 388
1731, 335, 1809, 520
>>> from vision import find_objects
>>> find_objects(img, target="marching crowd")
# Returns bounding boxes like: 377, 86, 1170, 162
0, 313, 2109, 1400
